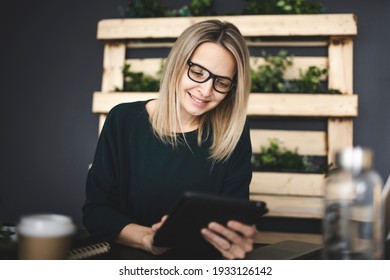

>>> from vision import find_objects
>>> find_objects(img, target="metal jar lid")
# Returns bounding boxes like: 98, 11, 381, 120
336, 146, 373, 172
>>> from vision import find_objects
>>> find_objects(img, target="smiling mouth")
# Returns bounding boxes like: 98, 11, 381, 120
189, 92, 209, 104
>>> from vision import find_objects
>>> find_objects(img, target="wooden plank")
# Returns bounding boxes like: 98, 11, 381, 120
250, 194, 323, 218
101, 42, 126, 91
247, 40, 328, 47
250, 129, 326, 156
92, 92, 358, 117
327, 118, 354, 165
250, 172, 324, 197
98, 114, 107, 135
328, 37, 354, 94
327, 35, 354, 166
247, 94, 358, 117
98, 14, 357, 39
124, 57, 328, 81
100, 42, 126, 133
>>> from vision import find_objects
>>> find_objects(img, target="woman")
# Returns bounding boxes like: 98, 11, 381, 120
83, 20, 256, 259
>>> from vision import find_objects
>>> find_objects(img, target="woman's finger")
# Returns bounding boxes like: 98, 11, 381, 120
201, 223, 253, 259
201, 227, 231, 250
227, 220, 257, 237
151, 215, 169, 231
209, 222, 254, 251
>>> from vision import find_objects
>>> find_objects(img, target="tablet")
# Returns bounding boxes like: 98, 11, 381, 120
153, 192, 268, 248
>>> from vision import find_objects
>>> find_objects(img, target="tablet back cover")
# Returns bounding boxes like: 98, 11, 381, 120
153, 192, 268, 248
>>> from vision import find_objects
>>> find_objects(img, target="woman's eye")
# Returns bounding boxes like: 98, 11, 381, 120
216, 79, 230, 88
192, 70, 203, 76
191, 68, 206, 77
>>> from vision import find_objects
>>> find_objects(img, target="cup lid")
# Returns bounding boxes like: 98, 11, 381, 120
17, 214, 75, 237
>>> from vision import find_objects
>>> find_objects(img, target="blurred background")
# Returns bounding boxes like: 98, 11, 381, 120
1, 0, 389, 228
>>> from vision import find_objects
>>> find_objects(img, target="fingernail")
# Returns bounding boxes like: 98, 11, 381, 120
209, 222, 217, 228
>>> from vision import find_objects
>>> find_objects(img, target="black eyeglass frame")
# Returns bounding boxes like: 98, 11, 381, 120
186, 61, 236, 94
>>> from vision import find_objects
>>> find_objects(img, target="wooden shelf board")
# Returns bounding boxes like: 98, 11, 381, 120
250, 172, 324, 197
98, 14, 357, 40
92, 92, 358, 117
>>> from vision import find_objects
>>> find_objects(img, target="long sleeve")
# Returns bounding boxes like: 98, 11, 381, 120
220, 120, 252, 199
82, 107, 134, 241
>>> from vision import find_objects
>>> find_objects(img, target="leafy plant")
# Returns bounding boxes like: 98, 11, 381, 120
119, 0, 168, 18
116, 63, 162, 92
251, 50, 340, 93
190, 0, 215, 16
243, 0, 324, 15
285, 66, 341, 93
120, 0, 215, 18
251, 50, 293, 93
293, 66, 328, 92
251, 139, 320, 173
165, 5, 192, 17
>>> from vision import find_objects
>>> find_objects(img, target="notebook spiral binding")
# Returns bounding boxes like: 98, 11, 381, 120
68, 242, 111, 260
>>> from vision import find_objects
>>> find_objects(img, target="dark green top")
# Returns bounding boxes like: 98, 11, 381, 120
82, 100, 252, 241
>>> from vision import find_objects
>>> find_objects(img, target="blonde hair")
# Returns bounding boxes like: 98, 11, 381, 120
150, 20, 251, 162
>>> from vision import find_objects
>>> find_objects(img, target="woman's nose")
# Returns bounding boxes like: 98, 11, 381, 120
198, 79, 214, 97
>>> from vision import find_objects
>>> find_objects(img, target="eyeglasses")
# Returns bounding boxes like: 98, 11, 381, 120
187, 61, 235, 94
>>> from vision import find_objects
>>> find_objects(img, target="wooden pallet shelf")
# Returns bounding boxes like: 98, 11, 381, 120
92, 14, 358, 240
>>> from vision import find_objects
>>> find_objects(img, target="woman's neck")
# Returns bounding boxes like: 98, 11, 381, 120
146, 99, 199, 133
179, 121, 199, 133
178, 110, 199, 133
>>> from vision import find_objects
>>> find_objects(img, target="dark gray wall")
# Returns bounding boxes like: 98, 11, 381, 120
1, 0, 389, 227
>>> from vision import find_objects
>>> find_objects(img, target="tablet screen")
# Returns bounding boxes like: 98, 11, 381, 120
153, 192, 268, 248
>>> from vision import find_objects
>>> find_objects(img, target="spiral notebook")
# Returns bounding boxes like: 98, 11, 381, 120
68, 241, 111, 260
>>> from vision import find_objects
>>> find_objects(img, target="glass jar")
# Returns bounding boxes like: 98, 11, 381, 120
323, 147, 384, 259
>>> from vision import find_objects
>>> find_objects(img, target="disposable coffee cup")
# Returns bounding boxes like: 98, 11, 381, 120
17, 214, 75, 260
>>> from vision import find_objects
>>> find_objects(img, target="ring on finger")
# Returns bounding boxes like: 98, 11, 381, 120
226, 242, 232, 251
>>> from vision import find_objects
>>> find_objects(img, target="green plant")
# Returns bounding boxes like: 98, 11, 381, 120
251, 50, 340, 94
243, 0, 324, 15
190, 0, 215, 16
285, 65, 340, 93
119, 0, 168, 18
167, 0, 215, 17
121, 0, 215, 18
251, 50, 293, 93
251, 139, 320, 172
294, 66, 328, 92
116, 63, 162, 92
285, 66, 341, 93
166, 5, 192, 17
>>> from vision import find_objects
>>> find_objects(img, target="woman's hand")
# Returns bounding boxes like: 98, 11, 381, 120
201, 220, 258, 259
115, 215, 170, 255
